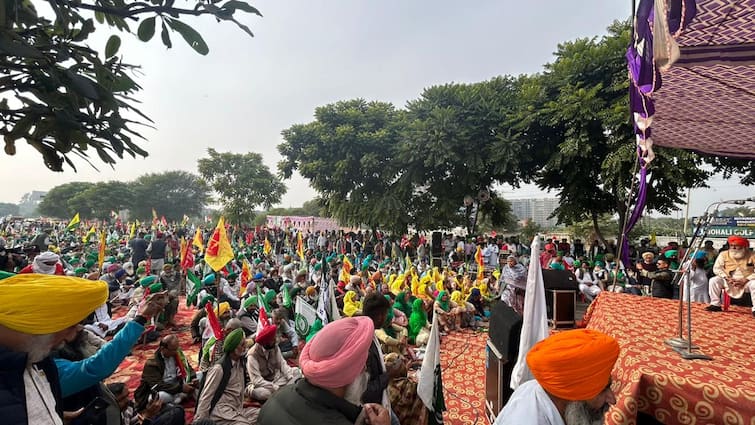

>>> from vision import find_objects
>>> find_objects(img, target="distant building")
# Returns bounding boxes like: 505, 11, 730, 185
266, 215, 341, 232
510, 198, 560, 228
18, 191, 47, 217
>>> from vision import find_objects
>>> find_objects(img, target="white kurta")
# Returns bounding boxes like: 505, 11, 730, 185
494, 380, 564, 425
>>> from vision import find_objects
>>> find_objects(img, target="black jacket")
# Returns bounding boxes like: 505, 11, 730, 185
0, 345, 63, 424
362, 340, 389, 404
259, 379, 361, 425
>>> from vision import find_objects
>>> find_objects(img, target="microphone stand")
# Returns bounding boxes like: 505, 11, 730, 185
663, 203, 717, 360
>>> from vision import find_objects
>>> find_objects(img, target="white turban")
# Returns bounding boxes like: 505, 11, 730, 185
32, 251, 60, 275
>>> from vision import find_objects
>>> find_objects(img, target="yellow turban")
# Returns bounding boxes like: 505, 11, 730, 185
215, 301, 231, 317
526, 329, 619, 401
0, 274, 108, 335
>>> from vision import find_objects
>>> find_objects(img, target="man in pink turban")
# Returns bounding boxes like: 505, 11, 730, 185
258, 316, 391, 425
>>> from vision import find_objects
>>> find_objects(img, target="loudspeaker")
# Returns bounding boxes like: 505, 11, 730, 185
542, 269, 579, 291
486, 301, 522, 420
542, 269, 578, 328
431, 232, 443, 256
488, 300, 522, 361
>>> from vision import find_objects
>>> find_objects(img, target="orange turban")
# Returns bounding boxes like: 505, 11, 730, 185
526, 329, 619, 401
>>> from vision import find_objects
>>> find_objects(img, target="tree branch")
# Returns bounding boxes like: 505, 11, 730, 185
63, 0, 206, 18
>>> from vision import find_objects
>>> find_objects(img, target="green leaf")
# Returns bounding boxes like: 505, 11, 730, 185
160, 21, 172, 48
94, 11, 105, 24
166, 18, 209, 55
221, 0, 262, 16
65, 71, 100, 100
137, 17, 156, 42
0, 36, 44, 58
105, 35, 121, 58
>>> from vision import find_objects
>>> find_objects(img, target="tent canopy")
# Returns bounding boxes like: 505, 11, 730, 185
653, 0, 755, 159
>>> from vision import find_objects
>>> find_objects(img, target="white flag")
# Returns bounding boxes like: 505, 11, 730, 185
294, 296, 318, 338
417, 314, 446, 424
316, 279, 330, 325
510, 236, 549, 390
328, 277, 341, 321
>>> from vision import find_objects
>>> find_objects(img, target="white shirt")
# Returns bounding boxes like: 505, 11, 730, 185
493, 380, 564, 425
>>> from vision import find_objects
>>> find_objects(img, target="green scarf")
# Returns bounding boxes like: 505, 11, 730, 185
383, 295, 397, 338
436, 290, 450, 312
408, 299, 427, 344
393, 291, 412, 317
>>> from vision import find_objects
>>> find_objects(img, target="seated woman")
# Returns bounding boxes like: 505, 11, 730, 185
450, 290, 475, 328
385, 353, 426, 425
342, 290, 362, 317
393, 291, 413, 318
375, 296, 409, 356
433, 290, 462, 333
408, 299, 431, 347
467, 288, 487, 322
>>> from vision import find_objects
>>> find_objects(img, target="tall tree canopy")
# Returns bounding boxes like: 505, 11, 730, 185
38, 181, 95, 218
130, 171, 209, 221
527, 21, 714, 244
67, 180, 135, 219
279, 99, 410, 233
1, 0, 260, 171
198, 148, 285, 225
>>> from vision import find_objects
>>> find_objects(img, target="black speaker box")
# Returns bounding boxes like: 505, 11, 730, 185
488, 300, 523, 361
431, 231, 443, 256
541, 269, 579, 291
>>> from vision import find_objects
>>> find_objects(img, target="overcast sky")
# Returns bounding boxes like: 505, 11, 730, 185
3, 0, 752, 216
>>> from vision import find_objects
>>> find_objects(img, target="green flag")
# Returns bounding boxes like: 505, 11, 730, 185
186, 269, 202, 307
282, 285, 292, 308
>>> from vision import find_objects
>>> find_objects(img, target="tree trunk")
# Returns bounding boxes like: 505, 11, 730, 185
592, 212, 607, 248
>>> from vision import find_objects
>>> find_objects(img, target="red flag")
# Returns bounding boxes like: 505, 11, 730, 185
258, 306, 270, 331
145, 258, 151, 275
181, 248, 195, 271
204, 302, 224, 340
239, 259, 251, 296
160, 216, 167, 227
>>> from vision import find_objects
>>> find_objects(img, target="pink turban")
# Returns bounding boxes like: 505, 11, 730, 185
300, 316, 374, 389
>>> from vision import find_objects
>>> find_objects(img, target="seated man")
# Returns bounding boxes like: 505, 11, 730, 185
246, 324, 301, 402
84, 301, 128, 338
134, 335, 197, 410
575, 261, 601, 302
259, 317, 391, 425
271, 308, 299, 359
108, 381, 185, 425
494, 329, 619, 425
706, 235, 755, 316
236, 295, 259, 337
195, 329, 259, 424
219, 272, 241, 310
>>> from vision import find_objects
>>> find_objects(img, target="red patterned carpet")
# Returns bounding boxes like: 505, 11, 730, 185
439, 328, 488, 425
107, 299, 489, 424
107, 301, 200, 423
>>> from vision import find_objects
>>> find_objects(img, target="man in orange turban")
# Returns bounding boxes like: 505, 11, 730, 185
494, 329, 620, 425
706, 235, 755, 316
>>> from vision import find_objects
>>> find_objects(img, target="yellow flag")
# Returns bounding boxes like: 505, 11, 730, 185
192, 228, 204, 252
83, 226, 96, 243
66, 213, 80, 230
129, 222, 136, 239
263, 238, 272, 255
204, 217, 234, 272
297, 231, 305, 261
97, 231, 106, 267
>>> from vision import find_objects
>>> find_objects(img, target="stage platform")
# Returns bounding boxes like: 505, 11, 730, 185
584, 292, 755, 425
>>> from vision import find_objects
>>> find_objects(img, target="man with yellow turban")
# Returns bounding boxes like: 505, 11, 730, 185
0, 274, 108, 424
493, 329, 620, 425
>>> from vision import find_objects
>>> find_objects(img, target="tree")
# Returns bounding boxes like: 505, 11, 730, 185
526, 21, 714, 248
398, 78, 546, 231
1, 0, 260, 171
130, 171, 209, 221
0, 202, 19, 216
37, 182, 95, 218
198, 149, 285, 225
279, 99, 410, 233
68, 181, 134, 219
519, 219, 543, 243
